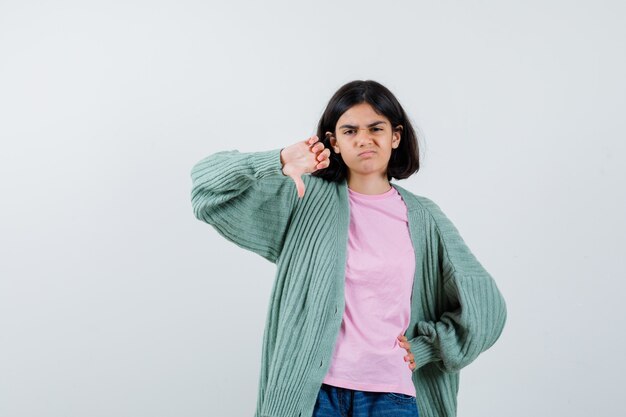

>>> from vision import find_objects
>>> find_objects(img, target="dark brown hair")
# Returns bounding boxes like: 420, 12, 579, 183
311, 80, 422, 183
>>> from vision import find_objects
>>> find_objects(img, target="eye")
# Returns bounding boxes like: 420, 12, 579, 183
344, 130, 354, 135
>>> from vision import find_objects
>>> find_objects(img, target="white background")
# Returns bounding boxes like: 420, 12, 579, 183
1, 1, 624, 416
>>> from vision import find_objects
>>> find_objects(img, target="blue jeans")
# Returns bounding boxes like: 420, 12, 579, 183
312, 383, 419, 417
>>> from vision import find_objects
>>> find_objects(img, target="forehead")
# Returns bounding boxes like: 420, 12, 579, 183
336, 102, 389, 126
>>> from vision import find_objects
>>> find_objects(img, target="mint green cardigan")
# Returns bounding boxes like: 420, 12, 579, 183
190, 148, 507, 417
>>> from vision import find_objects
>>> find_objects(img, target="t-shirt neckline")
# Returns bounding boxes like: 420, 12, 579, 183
348, 185, 396, 200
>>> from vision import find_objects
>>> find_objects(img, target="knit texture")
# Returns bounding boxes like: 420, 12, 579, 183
190, 148, 507, 417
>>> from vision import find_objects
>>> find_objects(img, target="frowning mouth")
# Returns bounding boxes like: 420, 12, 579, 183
358, 150, 376, 157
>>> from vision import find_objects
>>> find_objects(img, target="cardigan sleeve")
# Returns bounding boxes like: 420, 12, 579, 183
407, 199, 507, 373
190, 148, 298, 264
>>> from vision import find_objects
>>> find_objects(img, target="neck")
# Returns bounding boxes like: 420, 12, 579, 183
346, 172, 391, 195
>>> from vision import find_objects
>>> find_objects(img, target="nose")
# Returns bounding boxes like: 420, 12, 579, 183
355, 128, 373, 146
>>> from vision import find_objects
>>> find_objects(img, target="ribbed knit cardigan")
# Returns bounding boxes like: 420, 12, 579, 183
190, 148, 508, 417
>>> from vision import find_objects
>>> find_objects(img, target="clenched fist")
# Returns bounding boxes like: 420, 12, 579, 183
280, 135, 331, 198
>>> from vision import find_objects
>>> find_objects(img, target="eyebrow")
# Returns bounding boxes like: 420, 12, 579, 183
338, 120, 387, 130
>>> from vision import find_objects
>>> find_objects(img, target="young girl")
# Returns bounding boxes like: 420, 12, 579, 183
190, 80, 507, 417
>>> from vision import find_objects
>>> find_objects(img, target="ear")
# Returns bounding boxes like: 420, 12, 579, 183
392, 125, 403, 149
326, 131, 340, 153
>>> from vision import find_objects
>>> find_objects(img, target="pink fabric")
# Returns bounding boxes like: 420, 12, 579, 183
322, 185, 417, 397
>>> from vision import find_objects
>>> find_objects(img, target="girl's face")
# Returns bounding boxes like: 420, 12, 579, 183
327, 102, 402, 181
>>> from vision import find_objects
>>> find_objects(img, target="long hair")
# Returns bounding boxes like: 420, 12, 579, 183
311, 80, 422, 183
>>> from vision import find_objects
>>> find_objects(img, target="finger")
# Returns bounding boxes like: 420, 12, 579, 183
311, 142, 324, 153
318, 157, 331, 169
316, 159, 329, 170
307, 135, 319, 145
292, 175, 305, 198
316, 147, 329, 161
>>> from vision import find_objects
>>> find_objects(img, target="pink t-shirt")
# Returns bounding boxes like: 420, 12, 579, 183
322, 185, 417, 397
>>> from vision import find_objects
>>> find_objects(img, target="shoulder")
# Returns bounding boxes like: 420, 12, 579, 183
391, 183, 453, 228
414, 195, 447, 220
391, 183, 444, 214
